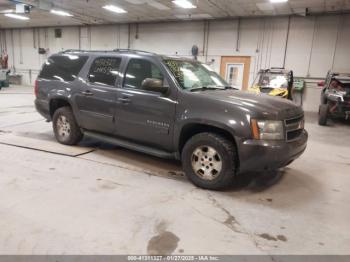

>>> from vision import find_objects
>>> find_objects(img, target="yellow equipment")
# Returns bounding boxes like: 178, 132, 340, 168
248, 68, 294, 100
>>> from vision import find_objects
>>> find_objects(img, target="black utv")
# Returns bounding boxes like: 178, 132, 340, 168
318, 71, 350, 126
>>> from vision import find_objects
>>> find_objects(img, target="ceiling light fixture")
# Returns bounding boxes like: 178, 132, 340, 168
50, 9, 73, 17
0, 9, 14, 14
172, 0, 197, 9
270, 0, 288, 3
4, 13, 29, 20
103, 5, 127, 14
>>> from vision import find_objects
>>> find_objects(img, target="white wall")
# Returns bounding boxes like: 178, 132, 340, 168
1, 14, 350, 86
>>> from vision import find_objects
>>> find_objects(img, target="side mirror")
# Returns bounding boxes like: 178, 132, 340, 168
142, 78, 168, 93
317, 81, 325, 87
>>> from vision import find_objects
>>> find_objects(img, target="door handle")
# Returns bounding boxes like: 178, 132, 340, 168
81, 90, 94, 96
118, 97, 131, 104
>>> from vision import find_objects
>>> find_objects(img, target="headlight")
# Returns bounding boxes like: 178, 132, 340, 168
251, 119, 284, 140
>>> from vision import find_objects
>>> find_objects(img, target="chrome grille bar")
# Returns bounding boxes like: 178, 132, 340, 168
284, 114, 304, 142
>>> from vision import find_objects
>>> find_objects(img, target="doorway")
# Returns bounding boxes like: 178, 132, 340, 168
220, 56, 251, 90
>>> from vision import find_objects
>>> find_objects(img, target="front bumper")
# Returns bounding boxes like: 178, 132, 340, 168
237, 130, 308, 173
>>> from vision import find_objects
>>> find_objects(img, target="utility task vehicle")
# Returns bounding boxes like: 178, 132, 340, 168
248, 68, 294, 100
318, 71, 350, 126
35, 49, 307, 190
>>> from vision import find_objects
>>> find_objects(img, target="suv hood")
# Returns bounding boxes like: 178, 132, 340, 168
196, 89, 303, 119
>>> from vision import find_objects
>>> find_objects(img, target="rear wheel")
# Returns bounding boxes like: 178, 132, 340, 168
181, 132, 237, 190
53, 106, 83, 145
318, 104, 329, 126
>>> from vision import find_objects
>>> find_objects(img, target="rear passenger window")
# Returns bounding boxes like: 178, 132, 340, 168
88, 57, 121, 86
124, 59, 164, 89
39, 54, 88, 82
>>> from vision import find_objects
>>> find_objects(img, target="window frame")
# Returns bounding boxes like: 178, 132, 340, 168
87, 56, 123, 87
122, 57, 168, 93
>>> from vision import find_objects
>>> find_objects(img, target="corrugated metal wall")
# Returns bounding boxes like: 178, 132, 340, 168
0, 14, 349, 86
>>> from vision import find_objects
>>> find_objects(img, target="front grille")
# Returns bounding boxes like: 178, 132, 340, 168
285, 114, 303, 125
260, 88, 273, 94
285, 114, 304, 142
287, 129, 303, 141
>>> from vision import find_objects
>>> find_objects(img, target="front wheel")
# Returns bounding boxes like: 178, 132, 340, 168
318, 104, 329, 126
181, 132, 237, 190
53, 106, 83, 145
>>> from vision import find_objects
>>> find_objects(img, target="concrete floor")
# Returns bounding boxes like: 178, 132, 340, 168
0, 85, 349, 255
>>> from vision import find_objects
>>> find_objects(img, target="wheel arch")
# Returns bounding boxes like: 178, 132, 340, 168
177, 122, 240, 169
49, 97, 72, 118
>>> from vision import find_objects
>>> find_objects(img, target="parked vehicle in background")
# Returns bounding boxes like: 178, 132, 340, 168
35, 49, 308, 190
318, 71, 350, 126
248, 68, 294, 100
0, 69, 10, 90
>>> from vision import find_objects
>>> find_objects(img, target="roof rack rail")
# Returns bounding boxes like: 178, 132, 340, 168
113, 48, 156, 54
60, 49, 112, 53
60, 49, 157, 55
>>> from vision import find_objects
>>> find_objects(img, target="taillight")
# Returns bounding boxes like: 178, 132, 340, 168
317, 81, 325, 87
34, 79, 39, 97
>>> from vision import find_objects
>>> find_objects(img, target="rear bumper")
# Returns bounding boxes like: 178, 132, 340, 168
35, 99, 51, 121
237, 130, 308, 173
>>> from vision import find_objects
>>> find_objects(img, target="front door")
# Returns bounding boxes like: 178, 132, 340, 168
74, 56, 122, 134
115, 58, 177, 151
220, 56, 251, 90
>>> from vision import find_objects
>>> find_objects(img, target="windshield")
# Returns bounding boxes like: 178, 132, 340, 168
164, 59, 229, 91
254, 72, 289, 89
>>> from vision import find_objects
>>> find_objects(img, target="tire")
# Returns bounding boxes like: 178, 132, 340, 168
181, 132, 237, 190
318, 104, 329, 126
52, 106, 83, 145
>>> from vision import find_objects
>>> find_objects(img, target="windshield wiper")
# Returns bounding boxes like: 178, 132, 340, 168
224, 86, 239, 90
189, 86, 226, 92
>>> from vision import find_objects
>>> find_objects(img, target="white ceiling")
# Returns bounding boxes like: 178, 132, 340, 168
0, 0, 349, 28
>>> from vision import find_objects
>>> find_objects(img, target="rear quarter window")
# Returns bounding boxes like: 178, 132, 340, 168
39, 54, 88, 82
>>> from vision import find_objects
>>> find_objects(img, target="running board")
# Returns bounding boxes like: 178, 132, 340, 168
84, 131, 176, 159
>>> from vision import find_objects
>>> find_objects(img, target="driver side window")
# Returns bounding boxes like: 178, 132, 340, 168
124, 59, 164, 90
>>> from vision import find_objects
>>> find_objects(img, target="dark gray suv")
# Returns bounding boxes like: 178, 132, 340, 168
35, 49, 307, 190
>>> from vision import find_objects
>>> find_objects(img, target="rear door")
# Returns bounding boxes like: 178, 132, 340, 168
115, 57, 177, 151
74, 56, 122, 134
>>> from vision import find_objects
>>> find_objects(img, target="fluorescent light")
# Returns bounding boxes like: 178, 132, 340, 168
270, 0, 288, 3
50, 9, 73, 17
103, 5, 127, 14
4, 13, 29, 20
0, 9, 14, 14
172, 0, 196, 9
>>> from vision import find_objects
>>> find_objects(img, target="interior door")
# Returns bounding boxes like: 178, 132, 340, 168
74, 56, 122, 134
115, 58, 176, 151
220, 56, 251, 90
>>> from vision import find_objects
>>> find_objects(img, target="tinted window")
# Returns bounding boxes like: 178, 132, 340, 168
124, 59, 163, 89
88, 57, 121, 86
39, 54, 88, 82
